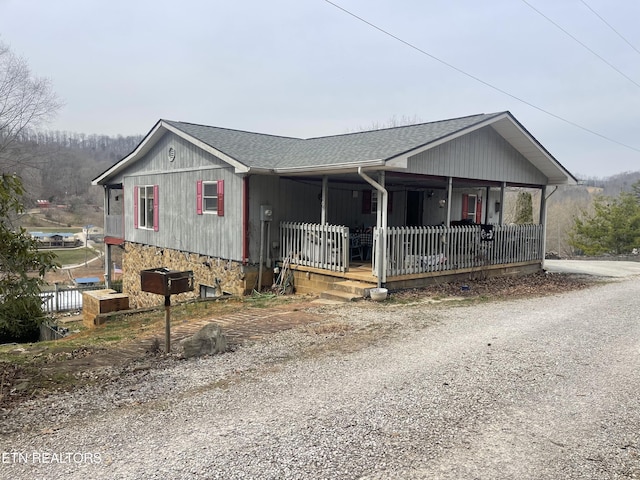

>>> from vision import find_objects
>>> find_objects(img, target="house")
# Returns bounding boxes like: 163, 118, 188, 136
92, 111, 576, 307
30, 232, 80, 248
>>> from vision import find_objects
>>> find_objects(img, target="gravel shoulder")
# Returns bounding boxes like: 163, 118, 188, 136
1, 273, 639, 479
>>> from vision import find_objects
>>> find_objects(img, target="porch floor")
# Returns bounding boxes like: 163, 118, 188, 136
285, 259, 543, 295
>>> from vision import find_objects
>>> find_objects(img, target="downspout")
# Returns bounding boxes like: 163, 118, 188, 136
358, 168, 387, 286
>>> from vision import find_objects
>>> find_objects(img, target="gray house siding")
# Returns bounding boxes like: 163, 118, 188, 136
118, 132, 244, 261
247, 176, 321, 263
247, 176, 414, 262
407, 127, 548, 185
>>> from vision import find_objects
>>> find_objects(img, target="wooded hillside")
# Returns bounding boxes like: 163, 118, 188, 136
5, 131, 143, 209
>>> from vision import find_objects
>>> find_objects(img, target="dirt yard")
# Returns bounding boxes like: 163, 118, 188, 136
0, 271, 597, 412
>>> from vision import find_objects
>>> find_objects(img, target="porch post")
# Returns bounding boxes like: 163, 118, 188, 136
446, 177, 452, 225
499, 182, 506, 225
105, 244, 112, 288
321, 175, 328, 225
540, 185, 548, 260
485, 187, 490, 224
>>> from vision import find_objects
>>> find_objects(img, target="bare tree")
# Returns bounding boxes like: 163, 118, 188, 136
0, 41, 61, 170
346, 114, 425, 133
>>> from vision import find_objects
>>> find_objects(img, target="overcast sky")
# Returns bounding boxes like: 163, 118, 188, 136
1, 0, 639, 178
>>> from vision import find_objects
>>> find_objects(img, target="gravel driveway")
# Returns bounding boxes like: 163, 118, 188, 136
2, 278, 639, 479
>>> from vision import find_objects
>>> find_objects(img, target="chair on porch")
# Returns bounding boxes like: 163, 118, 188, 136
350, 235, 363, 261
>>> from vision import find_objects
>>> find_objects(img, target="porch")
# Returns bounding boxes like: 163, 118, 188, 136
280, 222, 544, 294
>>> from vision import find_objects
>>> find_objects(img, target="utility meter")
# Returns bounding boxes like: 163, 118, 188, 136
260, 205, 273, 222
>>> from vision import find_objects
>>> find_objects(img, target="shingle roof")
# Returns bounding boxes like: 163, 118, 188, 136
93, 111, 576, 186
164, 112, 503, 169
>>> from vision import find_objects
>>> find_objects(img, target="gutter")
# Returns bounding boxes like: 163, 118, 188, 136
357, 167, 387, 287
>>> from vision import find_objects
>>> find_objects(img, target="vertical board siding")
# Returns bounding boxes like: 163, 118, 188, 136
121, 131, 244, 261
406, 127, 548, 185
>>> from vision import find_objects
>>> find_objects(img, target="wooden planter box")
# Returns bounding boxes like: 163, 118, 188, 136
82, 289, 130, 327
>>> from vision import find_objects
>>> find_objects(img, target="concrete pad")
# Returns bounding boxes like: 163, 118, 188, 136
544, 259, 640, 278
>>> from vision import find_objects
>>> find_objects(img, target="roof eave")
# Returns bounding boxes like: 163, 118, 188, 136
91, 120, 250, 186
92, 120, 165, 185
272, 159, 385, 176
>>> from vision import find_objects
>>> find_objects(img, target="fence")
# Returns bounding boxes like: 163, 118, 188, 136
40, 283, 107, 313
280, 222, 349, 272
376, 224, 544, 277
279, 222, 543, 278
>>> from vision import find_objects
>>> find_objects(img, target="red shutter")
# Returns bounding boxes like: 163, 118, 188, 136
153, 185, 159, 231
461, 194, 469, 220
362, 190, 372, 214
476, 197, 482, 224
217, 180, 224, 216
133, 186, 138, 229
196, 180, 203, 215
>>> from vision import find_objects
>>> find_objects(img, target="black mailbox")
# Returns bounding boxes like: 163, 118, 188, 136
140, 268, 194, 296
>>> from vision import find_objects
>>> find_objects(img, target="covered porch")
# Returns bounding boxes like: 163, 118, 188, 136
271, 168, 549, 294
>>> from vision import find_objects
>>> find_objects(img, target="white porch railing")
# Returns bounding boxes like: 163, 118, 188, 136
280, 222, 349, 272
374, 224, 544, 277
280, 222, 543, 277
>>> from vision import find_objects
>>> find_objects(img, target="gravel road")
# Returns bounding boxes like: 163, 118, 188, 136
2, 277, 639, 479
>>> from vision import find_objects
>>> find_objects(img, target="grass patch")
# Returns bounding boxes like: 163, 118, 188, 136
0, 293, 305, 406
49, 247, 100, 266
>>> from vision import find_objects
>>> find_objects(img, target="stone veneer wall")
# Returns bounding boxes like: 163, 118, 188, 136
122, 243, 247, 309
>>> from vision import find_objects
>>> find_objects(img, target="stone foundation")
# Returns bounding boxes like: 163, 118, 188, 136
122, 243, 248, 308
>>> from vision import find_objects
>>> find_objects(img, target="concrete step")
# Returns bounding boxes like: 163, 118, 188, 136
319, 289, 362, 302
331, 280, 375, 297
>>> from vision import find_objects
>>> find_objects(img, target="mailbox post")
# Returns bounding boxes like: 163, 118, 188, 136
140, 268, 194, 353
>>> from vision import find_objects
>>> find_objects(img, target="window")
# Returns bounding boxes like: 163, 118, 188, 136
465, 194, 477, 221
203, 182, 218, 213
134, 185, 159, 231
362, 189, 392, 214
196, 180, 224, 216
461, 193, 481, 223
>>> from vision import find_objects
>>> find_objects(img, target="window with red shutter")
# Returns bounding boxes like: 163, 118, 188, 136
196, 180, 203, 215
217, 180, 224, 216
200, 180, 224, 215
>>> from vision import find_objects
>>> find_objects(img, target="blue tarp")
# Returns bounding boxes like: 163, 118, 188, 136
75, 277, 100, 284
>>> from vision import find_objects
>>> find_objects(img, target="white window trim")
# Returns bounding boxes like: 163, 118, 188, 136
202, 181, 219, 214
138, 185, 155, 230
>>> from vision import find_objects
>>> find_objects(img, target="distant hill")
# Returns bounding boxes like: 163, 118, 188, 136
3, 130, 143, 209
578, 170, 640, 197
